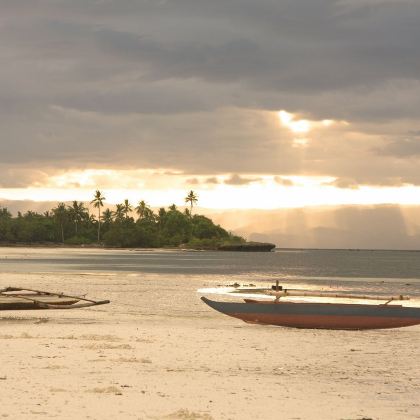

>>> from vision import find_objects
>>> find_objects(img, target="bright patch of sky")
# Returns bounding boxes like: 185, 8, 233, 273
2, 171, 420, 210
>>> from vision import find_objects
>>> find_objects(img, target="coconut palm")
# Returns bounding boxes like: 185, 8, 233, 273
184, 190, 198, 215
101, 208, 114, 224
135, 200, 148, 219
52, 202, 67, 243
113, 204, 125, 222
68, 201, 87, 235
122, 199, 133, 220
0, 208, 12, 219
145, 207, 155, 221
90, 190, 106, 242
24, 210, 37, 219
88, 213, 96, 224
135, 200, 155, 222
157, 207, 167, 229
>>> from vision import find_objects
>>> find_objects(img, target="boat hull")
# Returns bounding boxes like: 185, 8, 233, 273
201, 297, 420, 330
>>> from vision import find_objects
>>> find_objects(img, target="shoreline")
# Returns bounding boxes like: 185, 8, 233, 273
0, 242, 277, 252
3, 242, 420, 252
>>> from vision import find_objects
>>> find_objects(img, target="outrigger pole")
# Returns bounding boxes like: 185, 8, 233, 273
269, 289, 409, 304
0, 287, 110, 309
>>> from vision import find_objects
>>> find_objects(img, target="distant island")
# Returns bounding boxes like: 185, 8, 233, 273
0, 190, 275, 251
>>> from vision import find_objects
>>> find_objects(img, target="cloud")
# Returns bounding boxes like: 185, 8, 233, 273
274, 177, 295, 187
1, 1, 420, 189
184, 176, 220, 185
0, 166, 53, 188
0, 107, 301, 173
2, 1, 420, 101
377, 135, 420, 158
185, 178, 200, 185
205, 177, 220, 184
323, 178, 360, 189
224, 174, 262, 186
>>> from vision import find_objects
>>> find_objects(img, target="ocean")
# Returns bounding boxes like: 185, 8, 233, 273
1, 247, 420, 298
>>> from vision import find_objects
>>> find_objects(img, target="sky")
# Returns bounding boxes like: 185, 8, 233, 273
1, 0, 420, 224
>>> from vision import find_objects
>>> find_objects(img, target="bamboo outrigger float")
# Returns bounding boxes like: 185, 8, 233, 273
0, 287, 110, 310
201, 284, 420, 330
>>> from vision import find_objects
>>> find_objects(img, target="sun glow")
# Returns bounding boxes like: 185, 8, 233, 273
278, 110, 311, 134
277, 110, 343, 134
3, 170, 420, 210
277, 110, 346, 148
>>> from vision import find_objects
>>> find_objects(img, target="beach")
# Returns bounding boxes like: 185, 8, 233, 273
0, 248, 420, 419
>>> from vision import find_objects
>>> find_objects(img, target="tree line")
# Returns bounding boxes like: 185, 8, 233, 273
0, 190, 244, 249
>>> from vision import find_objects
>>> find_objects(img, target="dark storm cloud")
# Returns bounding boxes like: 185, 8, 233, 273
1, 0, 420, 185
2, 1, 420, 113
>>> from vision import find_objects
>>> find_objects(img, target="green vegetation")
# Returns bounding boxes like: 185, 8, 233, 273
0, 191, 245, 249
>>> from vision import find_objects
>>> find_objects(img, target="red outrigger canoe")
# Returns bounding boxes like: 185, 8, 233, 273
201, 291, 420, 330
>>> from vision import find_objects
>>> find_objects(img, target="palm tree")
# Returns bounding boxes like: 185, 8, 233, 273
68, 201, 87, 235
145, 207, 155, 221
101, 208, 114, 225
52, 202, 67, 243
113, 204, 125, 222
90, 190, 106, 242
157, 207, 167, 229
184, 190, 198, 215
88, 213, 96, 224
24, 210, 37, 219
135, 200, 148, 219
122, 199, 133, 220
168, 204, 177, 212
0, 208, 12, 219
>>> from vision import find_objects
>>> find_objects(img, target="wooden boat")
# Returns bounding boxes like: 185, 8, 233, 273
0, 287, 110, 310
201, 289, 420, 330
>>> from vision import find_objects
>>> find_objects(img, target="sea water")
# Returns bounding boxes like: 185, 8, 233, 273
1, 247, 419, 298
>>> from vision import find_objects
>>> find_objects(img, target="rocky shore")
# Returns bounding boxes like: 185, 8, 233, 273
218, 242, 276, 252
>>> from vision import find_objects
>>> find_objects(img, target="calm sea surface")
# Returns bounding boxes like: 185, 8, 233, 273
1, 247, 420, 297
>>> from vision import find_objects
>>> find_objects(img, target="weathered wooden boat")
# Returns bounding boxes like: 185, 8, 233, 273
201, 289, 420, 330
0, 287, 110, 310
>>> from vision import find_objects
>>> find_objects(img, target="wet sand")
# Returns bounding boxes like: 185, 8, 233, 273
1, 270, 420, 419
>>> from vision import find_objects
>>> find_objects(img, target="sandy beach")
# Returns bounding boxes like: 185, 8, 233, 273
0, 249, 420, 420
